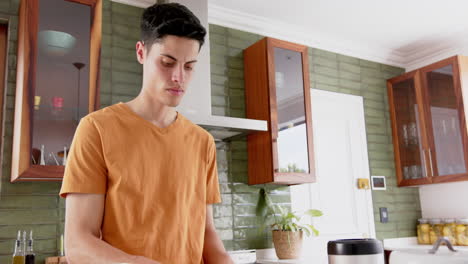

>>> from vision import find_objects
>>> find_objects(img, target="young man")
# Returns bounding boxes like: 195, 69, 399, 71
60, 3, 233, 264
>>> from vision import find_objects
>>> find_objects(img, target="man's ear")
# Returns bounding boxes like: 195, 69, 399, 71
136, 41, 145, 64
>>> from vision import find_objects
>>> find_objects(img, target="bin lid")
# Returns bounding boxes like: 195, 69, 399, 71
327, 238, 383, 255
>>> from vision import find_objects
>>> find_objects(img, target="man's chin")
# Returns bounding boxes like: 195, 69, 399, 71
167, 99, 183, 108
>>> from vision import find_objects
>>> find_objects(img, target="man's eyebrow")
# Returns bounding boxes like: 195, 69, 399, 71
161, 53, 177, 61
160, 53, 197, 64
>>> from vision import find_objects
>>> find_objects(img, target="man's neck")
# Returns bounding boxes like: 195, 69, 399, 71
125, 95, 178, 129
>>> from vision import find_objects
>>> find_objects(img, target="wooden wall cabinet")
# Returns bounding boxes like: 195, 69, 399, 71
388, 55, 468, 187
11, 0, 101, 182
243, 37, 315, 185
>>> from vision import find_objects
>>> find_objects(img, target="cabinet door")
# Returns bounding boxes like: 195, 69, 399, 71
420, 57, 468, 183
388, 71, 431, 186
267, 39, 315, 184
11, 0, 101, 182
244, 37, 315, 185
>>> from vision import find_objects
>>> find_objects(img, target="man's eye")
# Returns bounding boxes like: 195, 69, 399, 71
161, 60, 175, 67
185, 65, 193, 71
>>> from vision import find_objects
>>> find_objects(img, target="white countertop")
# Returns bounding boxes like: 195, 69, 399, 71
228, 248, 316, 264
383, 237, 468, 252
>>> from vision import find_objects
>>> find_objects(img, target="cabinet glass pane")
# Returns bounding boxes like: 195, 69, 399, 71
392, 78, 427, 179
425, 65, 467, 176
274, 47, 309, 173
32, 0, 90, 166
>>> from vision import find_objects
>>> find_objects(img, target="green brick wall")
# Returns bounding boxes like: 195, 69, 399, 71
0, 0, 66, 263
209, 24, 422, 244
210, 25, 291, 250
311, 50, 422, 238
0, 1, 422, 261
0, 0, 275, 258
100, 0, 143, 108
0, 1, 147, 262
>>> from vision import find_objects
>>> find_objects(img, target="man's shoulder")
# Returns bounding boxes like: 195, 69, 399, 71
80, 104, 125, 129
179, 114, 215, 142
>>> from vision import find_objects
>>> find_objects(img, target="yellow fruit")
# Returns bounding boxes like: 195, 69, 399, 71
442, 226, 452, 236
422, 234, 430, 244
456, 225, 466, 233
420, 224, 430, 232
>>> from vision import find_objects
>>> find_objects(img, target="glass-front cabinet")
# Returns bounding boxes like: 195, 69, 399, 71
420, 58, 468, 183
388, 56, 468, 187
11, 0, 101, 182
244, 37, 315, 185
388, 71, 431, 186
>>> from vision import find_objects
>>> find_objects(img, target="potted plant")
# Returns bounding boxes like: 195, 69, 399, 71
256, 188, 323, 259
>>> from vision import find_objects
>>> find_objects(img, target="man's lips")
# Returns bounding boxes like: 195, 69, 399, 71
166, 88, 184, 96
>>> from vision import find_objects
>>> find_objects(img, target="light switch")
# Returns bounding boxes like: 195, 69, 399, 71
380, 207, 388, 223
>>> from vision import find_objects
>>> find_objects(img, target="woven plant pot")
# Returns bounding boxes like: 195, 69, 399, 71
272, 230, 303, 259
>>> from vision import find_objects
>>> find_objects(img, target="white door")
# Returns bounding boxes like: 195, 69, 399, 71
290, 89, 376, 262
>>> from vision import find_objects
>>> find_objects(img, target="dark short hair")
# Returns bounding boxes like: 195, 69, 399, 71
140, 3, 206, 51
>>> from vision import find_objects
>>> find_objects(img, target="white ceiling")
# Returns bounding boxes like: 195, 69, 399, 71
208, 0, 468, 70
114, 0, 468, 70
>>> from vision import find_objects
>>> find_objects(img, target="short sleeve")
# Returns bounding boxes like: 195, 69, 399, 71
59, 117, 108, 198
206, 138, 221, 204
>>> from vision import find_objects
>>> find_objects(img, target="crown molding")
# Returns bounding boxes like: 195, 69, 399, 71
208, 3, 468, 71
110, 1, 468, 71
405, 46, 466, 72
208, 3, 406, 68
404, 34, 468, 71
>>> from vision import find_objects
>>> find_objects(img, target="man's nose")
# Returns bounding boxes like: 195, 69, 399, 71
171, 65, 185, 84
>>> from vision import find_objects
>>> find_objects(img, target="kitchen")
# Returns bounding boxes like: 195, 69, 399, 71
0, 0, 468, 263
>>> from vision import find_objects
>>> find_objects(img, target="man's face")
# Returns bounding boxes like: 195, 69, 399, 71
136, 35, 200, 107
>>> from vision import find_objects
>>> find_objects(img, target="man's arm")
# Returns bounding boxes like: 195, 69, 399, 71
202, 205, 234, 264
65, 193, 160, 264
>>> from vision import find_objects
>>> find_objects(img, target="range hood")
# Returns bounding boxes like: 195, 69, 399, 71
112, 0, 268, 140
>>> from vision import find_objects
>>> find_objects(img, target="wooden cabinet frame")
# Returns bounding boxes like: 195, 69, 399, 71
388, 70, 431, 186
419, 56, 468, 184
244, 37, 315, 185
388, 55, 468, 187
11, 0, 101, 182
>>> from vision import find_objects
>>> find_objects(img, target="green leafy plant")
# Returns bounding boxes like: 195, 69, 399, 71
256, 188, 323, 237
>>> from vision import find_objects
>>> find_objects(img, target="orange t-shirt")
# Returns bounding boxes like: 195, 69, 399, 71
59, 103, 221, 263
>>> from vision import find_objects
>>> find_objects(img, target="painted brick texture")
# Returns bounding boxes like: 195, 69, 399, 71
0, 2, 421, 262
209, 24, 421, 246
0, 1, 145, 262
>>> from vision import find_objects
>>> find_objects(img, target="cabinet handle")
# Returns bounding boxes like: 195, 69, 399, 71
428, 149, 434, 177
